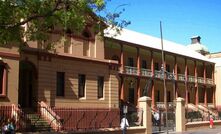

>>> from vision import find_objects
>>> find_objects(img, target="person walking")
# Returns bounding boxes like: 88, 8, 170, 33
120, 115, 129, 134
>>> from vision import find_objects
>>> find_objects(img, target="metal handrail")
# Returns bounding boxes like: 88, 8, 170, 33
38, 101, 62, 131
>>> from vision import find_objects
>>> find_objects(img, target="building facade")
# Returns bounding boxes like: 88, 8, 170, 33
0, 26, 218, 131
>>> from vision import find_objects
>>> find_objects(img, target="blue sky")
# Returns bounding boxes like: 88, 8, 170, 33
105, 0, 221, 53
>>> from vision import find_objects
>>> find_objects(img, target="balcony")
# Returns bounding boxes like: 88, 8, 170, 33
154, 70, 163, 79
206, 78, 214, 85
177, 74, 185, 81
197, 77, 204, 84
124, 66, 138, 75
188, 75, 195, 83
166, 72, 175, 81
119, 66, 215, 86
141, 68, 152, 77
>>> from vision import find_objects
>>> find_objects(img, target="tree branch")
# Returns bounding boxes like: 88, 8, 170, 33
1, 0, 63, 29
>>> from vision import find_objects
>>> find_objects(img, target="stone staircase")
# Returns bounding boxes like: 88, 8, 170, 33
25, 110, 53, 132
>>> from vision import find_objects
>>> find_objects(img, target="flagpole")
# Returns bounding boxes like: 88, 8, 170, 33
160, 21, 168, 134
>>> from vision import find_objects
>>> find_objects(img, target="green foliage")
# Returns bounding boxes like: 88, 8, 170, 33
0, 0, 130, 47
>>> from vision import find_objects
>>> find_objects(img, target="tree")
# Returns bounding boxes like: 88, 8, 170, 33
0, 0, 130, 46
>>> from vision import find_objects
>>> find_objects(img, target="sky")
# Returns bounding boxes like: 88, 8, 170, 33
105, 0, 221, 53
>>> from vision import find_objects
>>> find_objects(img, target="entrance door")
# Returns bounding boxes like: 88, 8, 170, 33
18, 61, 37, 109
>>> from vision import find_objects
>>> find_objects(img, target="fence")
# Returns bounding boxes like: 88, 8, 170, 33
185, 109, 220, 122
152, 108, 175, 133
52, 108, 120, 132
120, 107, 143, 127
0, 105, 12, 126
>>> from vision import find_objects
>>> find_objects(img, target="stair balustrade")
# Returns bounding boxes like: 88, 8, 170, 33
38, 101, 62, 131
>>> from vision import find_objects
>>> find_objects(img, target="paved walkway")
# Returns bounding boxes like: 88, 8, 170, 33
158, 127, 221, 134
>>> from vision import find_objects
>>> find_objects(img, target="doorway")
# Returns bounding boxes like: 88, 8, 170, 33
18, 61, 37, 109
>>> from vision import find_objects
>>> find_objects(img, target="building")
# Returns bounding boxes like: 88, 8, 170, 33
206, 52, 221, 110
0, 26, 217, 132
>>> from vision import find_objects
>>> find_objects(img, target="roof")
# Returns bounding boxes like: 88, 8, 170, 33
104, 28, 214, 63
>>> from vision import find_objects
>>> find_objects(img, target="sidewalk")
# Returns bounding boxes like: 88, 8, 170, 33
164, 126, 221, 134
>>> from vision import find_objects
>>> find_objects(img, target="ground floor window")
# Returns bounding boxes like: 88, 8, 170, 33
78, 74, 86, 98
0, 64, 6, 96
97, 76, 104, 99
56, 72, 65, 96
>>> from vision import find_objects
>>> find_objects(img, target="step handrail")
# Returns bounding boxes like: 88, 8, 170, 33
11, 104, 29, 131
38, 101, 62, 131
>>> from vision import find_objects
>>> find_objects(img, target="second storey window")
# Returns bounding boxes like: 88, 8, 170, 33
155, 62, 159, 70
166, 64, 170, 72
127, 57, 134, 66
142, 60, 147, 69
97, 76, 104, 99
78, 74, 86, 98
56, 72, 65, 97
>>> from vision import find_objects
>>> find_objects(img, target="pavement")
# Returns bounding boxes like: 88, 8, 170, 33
153, 126, 221, 134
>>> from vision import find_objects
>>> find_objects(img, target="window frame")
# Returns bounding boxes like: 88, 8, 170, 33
142, 60, 147, 69
97, 76, 104, 99
78, 74, 86, 98
127, 57, 134, 67
0, 63, 7, 97
56, 72, 65, 97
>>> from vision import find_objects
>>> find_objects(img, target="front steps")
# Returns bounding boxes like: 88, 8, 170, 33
23, 109, 53, 132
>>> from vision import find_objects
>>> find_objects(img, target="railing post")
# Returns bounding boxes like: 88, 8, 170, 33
175, 97, 186, 132
138, 96, 152, 134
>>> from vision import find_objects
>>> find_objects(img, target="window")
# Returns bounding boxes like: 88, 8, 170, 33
167, 91, 171, 102
97, 76, 104, 99
142, 60, 147, 69
127, 57, 134, 66
0, 64, 6, 96
78, 74, 86, 98
166, 64, 170, 72
56, 72, 65, 96
154, 62, 159, 70
157, 90, 160, 102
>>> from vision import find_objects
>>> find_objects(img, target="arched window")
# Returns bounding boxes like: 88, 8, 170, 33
0, 62, 7, 97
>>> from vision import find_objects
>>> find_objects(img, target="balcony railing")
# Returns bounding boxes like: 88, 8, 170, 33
141, 68, 152, 77
154, 70, 163, 79
119, 66, 215, 85
166, 72, 175, 80
177, 74, 185, 81
206, 78, 214, 85
197, 77, 204, 84
124, 66, 138, 75
188, 75, 195, 83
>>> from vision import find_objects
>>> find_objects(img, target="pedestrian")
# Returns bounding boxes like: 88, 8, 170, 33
209, 115, 214, 129
120, 115, 129, 134
154, 111, 160, 126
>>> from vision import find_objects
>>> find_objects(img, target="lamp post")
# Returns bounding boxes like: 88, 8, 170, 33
160, 21, 168, 134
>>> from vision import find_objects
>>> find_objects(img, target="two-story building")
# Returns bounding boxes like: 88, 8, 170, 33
0, 25, 217, 131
